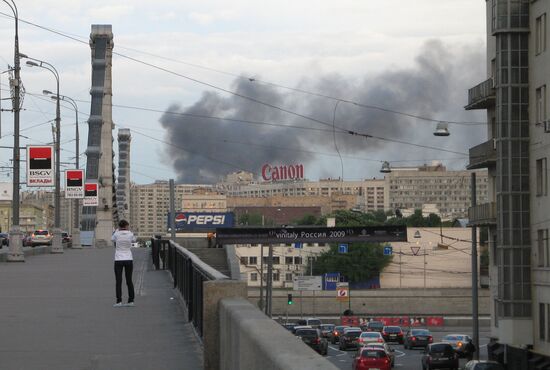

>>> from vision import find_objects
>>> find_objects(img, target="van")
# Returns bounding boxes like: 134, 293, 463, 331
297, 317, 322, 329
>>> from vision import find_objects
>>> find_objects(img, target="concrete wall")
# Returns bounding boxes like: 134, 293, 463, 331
219, 297, 339, 370
247, 288, 491, 316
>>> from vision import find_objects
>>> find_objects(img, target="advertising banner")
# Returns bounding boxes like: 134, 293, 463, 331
83, 182, 98, 206
65, 169, 84, 199
169, 212, 234, 232
26, 146, 54, 187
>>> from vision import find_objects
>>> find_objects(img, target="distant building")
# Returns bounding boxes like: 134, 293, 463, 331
182, 188, 227, 212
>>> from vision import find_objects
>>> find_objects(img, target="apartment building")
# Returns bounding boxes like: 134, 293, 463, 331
386, 164, 489, 220
466, 1, 550, 366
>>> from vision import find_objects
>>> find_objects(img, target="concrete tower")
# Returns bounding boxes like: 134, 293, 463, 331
116, 129, 131, 222
81, 25, 115, 247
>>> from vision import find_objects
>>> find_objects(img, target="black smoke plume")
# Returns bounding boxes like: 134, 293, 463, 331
160, 40, 486, 183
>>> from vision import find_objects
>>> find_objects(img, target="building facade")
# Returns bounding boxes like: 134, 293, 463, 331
466, 0, 550, 366
129, 181, 212, 237
181, 189, 227, 212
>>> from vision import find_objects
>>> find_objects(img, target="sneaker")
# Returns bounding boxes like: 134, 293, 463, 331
125, 302, 135, 307
113, 302, 123, 307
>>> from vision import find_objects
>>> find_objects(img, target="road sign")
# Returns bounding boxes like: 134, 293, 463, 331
337, 287, 349, 301
293, 276, 322, 291
294, 242, 303, 249
338, 243, 348, 254
411, 246, 421, 256
383, 245, 393, 256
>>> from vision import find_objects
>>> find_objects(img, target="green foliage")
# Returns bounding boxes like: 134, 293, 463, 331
238, 213, 264, 226
292, 214, 318, 226
309, 243, 392, 283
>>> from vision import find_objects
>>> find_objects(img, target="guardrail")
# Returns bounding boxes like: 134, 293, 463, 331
151, 237, 228, 338
468, 202, 497, 226
466, 78, 495, 109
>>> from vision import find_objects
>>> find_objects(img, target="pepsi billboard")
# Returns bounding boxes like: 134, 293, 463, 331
170, 212, 235, 231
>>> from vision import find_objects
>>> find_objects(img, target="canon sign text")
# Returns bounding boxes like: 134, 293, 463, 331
261, 163, 304, 181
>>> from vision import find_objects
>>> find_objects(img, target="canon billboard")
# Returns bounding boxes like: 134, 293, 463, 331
261, 163, 304, 182
169, 212, 234, 232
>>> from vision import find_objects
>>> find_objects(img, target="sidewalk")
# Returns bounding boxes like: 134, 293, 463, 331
0, 247, 203, 370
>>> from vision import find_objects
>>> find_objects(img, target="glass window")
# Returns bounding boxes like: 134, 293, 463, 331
285, 256, 294, 265
536, 158, 548, 196
285, 273, 293, 282
250, 273, 258, 282
249, 256, 257, 265
536, 85, 547, 124
537, 14, 547, 55
240, 256, 248, 265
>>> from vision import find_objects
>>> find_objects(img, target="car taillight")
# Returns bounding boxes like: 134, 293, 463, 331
428, 336, 433, 343
312, 338, 320, 344
398, 333, 403, 336
377, 338, 384, 343
457, 341, 463, 347
384, 358, 390, 365
412, 336, 416, 341
334, 331, 338, 336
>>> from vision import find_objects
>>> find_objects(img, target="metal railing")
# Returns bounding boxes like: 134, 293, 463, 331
468, 202, 497, 226
151, 238, 228, 338
467, 78, 495, 108
467, 139, 497, 169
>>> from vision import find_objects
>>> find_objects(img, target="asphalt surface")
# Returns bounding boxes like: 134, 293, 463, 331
326, 329, 490, 370
0, 247, 203, 370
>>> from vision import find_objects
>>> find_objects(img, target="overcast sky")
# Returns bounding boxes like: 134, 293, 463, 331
0, 0, 488, 185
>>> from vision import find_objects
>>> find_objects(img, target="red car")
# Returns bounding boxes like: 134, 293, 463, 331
353, 348, 392, 370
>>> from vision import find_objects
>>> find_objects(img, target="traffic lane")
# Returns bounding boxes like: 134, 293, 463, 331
326, 331, 491, 370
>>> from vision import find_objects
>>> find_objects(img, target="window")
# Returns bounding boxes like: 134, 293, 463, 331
294, 257, 302, 265
285, 273, 293, 282
541, 303, 547, 341
285, 256, 294, 265
249, 256, 257, 265
536, 85, 547, 124
273, 273, 280, 281
250, 272, 258, 282
273, 257, 280, 265
536, 14, 547, 54
539, 229, 549, 267
240, 256, 248, 265
536, 158, 548, 196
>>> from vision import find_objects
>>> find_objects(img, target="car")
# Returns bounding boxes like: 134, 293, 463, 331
404, 328, 433, 349
421, 343, 459, 370
339, 329, 362, 350
331, 325, 349, 344
30, 229, 53, 246
291, 325, 312, 335
441, 334, 475, 358
282, 322, 297, 332
319, 324, 335, 338
22, 234, 32, 247
353, 347, 392, 370
358, 331, 385, 346
295, 328, 328, 356
463, 360, 504, 370
296, 317, 322, 329
361, 343, 396, 368
61, 232, 72, 248
382, 326, 404, 344
343, 326, 362, 333
365, 320, 384, 332
0, 232, 8, 247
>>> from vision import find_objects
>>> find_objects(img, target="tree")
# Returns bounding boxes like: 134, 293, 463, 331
238, 213, 264, 226
425, 213, 442, 227
309, 243, 392, 283
292, 214, 319, 226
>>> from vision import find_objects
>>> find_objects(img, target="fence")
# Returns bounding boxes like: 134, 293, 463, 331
151, 238, 228, 338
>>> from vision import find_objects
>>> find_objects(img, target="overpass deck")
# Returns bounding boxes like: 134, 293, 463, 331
0, 247, 203, 370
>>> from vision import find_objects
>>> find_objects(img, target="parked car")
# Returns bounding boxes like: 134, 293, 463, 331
463, 360, 504, 370
295, 328, 328, 356
339, 329, 362, 350
0, 232, 8, 247
31, 230, 53, 246
358, 331, 385, 346
22, 234, 32, 247
404, 328, 433, 349
319, 324, 335, 339
365, 320, 384, 332
361, 343, 395, 368
382, 326, 404, 344
61, 232, 72, 248
353, 347, 391, 370
421, 343, 459, 370
331, 325, 349, 344
441, 334, 475, 358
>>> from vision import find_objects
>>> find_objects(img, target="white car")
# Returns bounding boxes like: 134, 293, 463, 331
131, 242, 139, 248
358, 331, 385, 346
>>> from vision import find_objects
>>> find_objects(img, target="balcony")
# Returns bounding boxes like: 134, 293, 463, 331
465, 78, 495, 110
468, 202, 496, 226
467, 139, 496, 170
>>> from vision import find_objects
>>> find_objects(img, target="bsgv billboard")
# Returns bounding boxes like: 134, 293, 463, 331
169, 212, 234, 231
26, 146, 54, 187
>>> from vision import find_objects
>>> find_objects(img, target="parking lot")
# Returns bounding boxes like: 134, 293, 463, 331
325, 329, 490, 370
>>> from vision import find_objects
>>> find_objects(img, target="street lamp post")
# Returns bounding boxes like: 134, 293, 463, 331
24, 57, 62, 253
44, 90, 80, 248
4, 0, 24, 262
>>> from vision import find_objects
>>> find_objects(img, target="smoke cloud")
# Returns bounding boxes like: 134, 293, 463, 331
160, 39, 486, 183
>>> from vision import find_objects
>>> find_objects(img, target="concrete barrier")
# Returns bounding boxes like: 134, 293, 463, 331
0, 245, 53, 262
219, 297, 339, 370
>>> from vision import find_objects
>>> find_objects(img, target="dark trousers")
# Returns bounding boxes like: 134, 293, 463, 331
114, 260, 134, 303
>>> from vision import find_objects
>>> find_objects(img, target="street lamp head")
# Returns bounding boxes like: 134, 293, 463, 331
43, 89, 54, 96
380, 161, 392, 173
18, 52, 28, 59
434, 122, 450, 137
25, 60, 38, 67
414, 230, 421, 239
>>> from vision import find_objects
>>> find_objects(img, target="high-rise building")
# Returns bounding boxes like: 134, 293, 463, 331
466, 1, 550, 365
129, 181, 213, 237
116, 129, 131, 222
386, 164, 489, 220
81, 25, 115, 247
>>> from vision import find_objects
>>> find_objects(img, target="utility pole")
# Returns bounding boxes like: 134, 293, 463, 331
259, 243, 264, 311
399, 249, 402, 288
423, 249, 427, 289
471, 172, 479, 360
266, 243, 273, 317
169, 179, 175, 240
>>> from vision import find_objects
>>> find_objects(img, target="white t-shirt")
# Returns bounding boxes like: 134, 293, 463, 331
111, 229, 136, 261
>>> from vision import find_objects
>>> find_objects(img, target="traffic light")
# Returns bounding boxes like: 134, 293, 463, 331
287, 293, 293, 305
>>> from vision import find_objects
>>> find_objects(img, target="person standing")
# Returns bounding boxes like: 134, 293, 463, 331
111, 219, 136, 307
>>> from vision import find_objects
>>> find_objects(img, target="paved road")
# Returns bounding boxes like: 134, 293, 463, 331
0, 247, 203, 370
326, 329, 490, 370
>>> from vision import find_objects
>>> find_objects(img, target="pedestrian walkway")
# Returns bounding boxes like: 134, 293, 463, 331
0, 247, 203, 370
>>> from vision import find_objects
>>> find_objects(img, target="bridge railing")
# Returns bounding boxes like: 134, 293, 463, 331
151, 238, 228, 338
